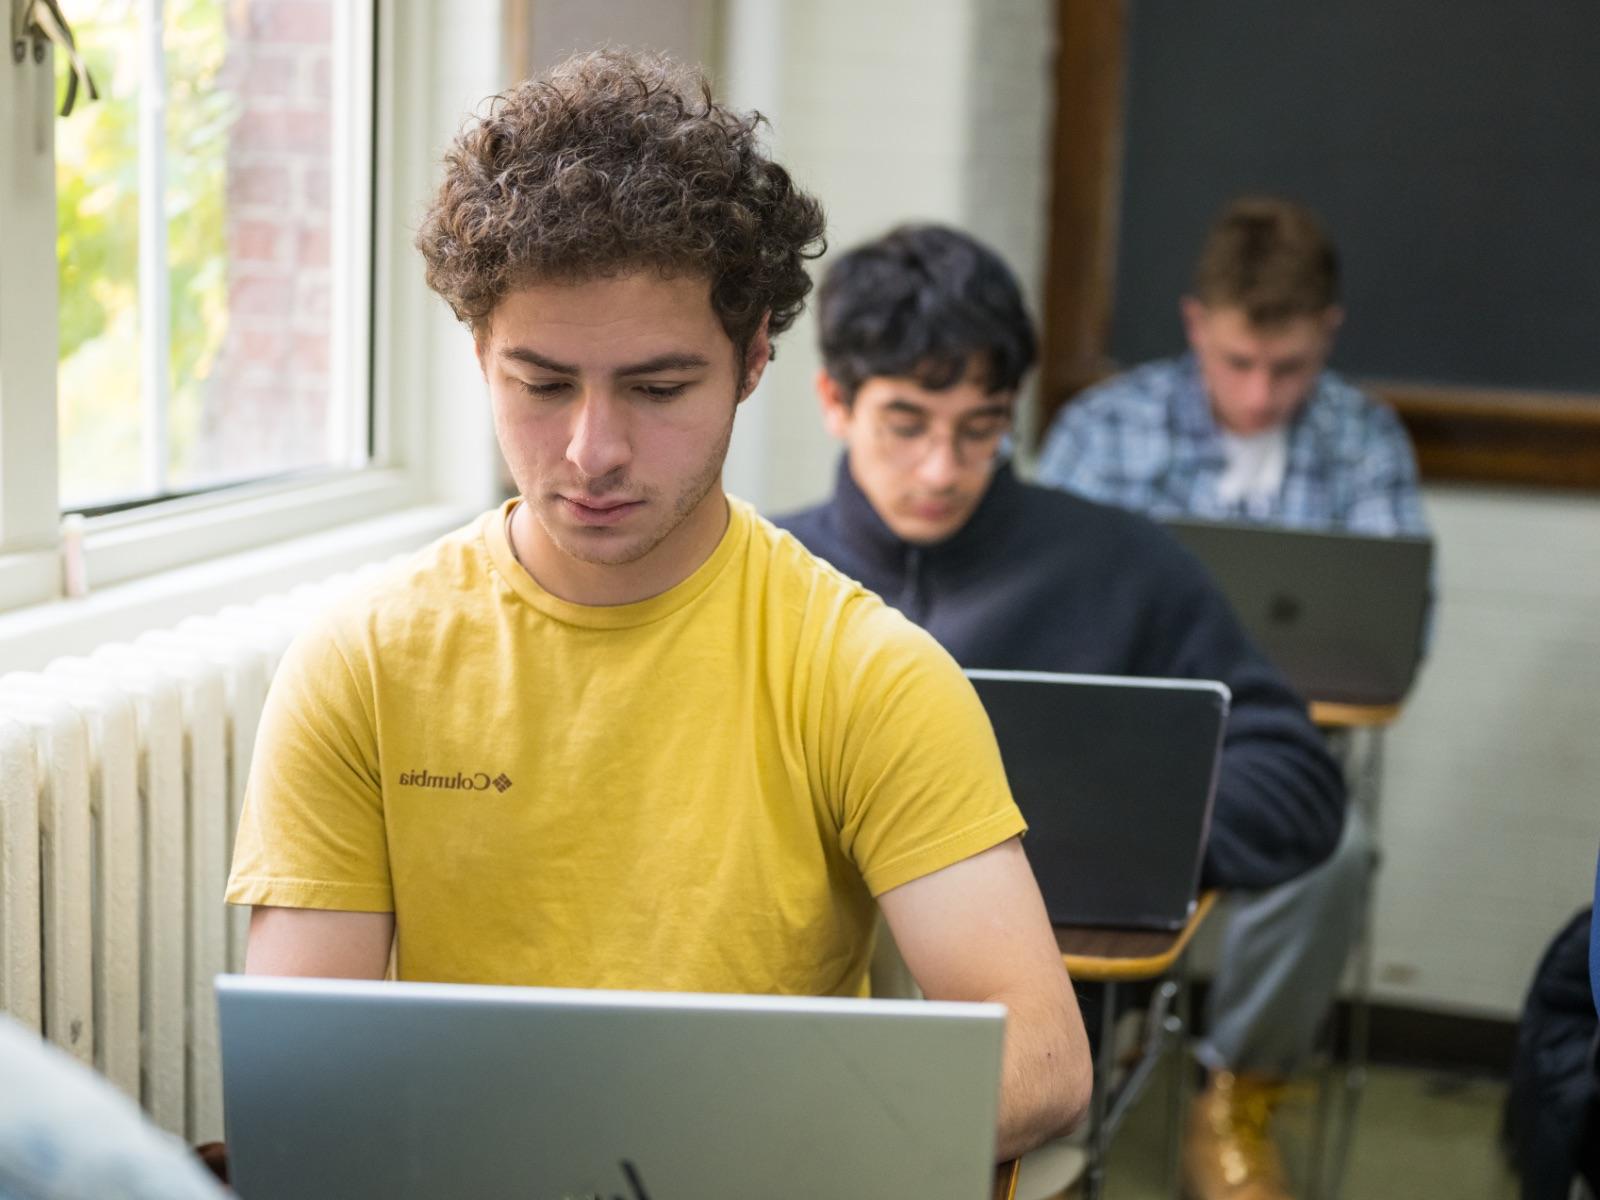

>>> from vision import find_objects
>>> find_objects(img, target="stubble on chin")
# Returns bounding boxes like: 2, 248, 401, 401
536, 419, 731, 569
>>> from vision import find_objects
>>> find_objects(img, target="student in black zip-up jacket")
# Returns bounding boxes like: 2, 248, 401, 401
774, 226, 1355, 1200
781, 455, 1342, 892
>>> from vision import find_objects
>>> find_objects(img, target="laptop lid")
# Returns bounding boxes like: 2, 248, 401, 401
216, 976, 1006, 1200
966, 670, 1228, 931
1162, 518, 1434, 706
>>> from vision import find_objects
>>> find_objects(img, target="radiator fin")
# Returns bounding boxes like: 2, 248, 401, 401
0, 561, 384, 1139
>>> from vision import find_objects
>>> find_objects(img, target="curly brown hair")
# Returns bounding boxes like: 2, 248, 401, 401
415, 49, 827, 359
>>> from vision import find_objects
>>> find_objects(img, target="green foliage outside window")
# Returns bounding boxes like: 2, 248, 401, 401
55, 0, 235, 508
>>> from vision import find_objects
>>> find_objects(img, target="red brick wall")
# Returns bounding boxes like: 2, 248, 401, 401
196, 0, 336, 484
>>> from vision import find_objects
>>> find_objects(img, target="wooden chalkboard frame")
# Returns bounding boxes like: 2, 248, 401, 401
1036, 0, 1600, 491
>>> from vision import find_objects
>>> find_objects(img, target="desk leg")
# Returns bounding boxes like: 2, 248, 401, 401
1165, 951, 1193, 1195
1084, 980, 1116, 1200
1307, 1058, 1334, 1200
1325, 726, 1383, 1200
1309, 725, 1385, 1200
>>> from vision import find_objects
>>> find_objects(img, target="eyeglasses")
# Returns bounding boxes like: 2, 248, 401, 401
872, 415, 1011, 469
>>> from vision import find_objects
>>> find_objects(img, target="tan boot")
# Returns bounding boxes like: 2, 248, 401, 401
1181, 1070, 1293, 1200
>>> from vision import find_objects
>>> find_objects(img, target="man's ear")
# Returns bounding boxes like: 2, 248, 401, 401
816, 369, 852, 440
1320, 305, 1346, 340
1179, 296, 1209, 350
473, 328, 490, 380
738, 315, 774, 402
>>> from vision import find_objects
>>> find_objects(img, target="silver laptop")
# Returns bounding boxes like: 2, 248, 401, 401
216, 975, 1006, 1200
966, 670, 1228, 931
1162, 518, 1434, 705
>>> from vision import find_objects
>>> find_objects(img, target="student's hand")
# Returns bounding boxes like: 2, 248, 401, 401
877, 837, 1090, 1160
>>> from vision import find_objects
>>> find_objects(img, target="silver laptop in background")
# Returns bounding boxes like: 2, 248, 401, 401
1161, 518, 1434, 706
966, 670, 1228, 931
216, 975, 1007, 1200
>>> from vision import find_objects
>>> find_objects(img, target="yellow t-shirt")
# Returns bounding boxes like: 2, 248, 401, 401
226, 497, 1024, 996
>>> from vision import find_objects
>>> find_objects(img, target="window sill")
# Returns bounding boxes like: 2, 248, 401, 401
81, 467, 435, 589
0, 501, 471, 673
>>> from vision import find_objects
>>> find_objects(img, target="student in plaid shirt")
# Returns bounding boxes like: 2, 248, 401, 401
1039, 197, 1429, 1200
1039, 198, 1427, 539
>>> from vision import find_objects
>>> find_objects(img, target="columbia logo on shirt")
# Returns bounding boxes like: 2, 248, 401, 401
397, 768, 513, 793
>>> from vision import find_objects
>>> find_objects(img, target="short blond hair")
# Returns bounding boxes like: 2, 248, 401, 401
1191, 196, 1340, 325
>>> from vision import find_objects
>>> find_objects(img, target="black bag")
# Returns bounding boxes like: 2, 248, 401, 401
1504, 907, 1600, 1200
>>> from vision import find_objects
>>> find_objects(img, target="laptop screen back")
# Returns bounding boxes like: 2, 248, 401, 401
1162, 519, 1433, 705
217, 976, 1006, 1200
967, 671, 1227, 930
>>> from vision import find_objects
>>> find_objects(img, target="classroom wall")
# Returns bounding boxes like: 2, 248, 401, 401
520, 0, 717, 78
719, 0, 1055, 513
1373, 485, 1600, 1018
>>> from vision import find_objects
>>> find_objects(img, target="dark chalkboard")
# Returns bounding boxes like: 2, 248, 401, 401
1108, 1, 1600, 394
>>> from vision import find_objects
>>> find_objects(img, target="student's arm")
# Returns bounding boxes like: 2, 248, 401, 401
244, 906, 394, 979
1034, 389, 1115, 501
1035, 370, 1173, 509
226, 615, 397, 941
1342, 399, 1429, 538
818, 607, 1089, 1157
878, 837, 1090, 1162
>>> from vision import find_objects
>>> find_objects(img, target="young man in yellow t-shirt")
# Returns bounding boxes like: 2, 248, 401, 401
224, 49, 1089, 1160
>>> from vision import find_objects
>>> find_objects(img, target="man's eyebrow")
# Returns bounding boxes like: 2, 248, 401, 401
958, 402, 1014, 421
881, 398, 1012, 421
614, 353, 711, 377
498, 348, 712, 377
881, 398, 932, 418
501, 346, 580, 374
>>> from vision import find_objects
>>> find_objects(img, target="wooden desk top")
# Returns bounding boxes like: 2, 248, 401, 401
1056, 891, 1219, 983
1309, 700, 1402, 728
993, 1158, 1020, 1200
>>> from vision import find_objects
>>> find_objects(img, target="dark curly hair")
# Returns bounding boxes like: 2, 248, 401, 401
415, 49, 827, 361
818, 224, 1036, 401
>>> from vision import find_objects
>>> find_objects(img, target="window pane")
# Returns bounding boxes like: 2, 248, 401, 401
57, 0, 360, 512
56, 1, 143, 508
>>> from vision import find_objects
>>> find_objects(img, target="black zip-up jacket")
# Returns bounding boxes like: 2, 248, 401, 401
775, 459, 1346, 891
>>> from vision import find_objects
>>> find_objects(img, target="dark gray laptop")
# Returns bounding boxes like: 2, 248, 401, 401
966, 671, 1228, 931
1162, 518, 1433, 705
216, 976, 1006, 1200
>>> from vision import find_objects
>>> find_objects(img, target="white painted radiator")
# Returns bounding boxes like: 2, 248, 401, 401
0, 564, 387, 1141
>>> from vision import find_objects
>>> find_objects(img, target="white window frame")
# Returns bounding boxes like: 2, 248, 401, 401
0, 1, 509, 661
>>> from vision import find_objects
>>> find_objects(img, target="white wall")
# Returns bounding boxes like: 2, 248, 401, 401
521, 0, 717, 77
1373, 485, 1600, 1017
720, 0, 1055, 513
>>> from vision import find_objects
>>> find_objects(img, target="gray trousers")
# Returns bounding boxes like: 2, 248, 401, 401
1195, 805, 1374, 1078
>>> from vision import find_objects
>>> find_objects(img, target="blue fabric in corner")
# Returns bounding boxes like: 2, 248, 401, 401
1592, 848, 1600, 1017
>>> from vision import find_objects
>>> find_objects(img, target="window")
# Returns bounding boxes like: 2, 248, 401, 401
56, 0, 372, 512
1, 0, 411, 614
2, 2, 514, 629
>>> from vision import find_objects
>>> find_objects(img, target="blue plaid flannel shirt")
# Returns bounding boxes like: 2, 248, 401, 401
1035, 355, 1428, 537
